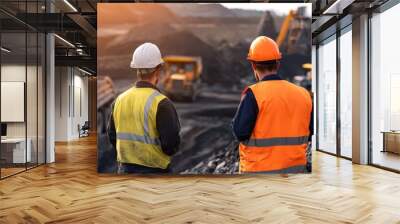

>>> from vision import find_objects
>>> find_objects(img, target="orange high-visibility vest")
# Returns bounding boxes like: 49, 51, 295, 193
239, 80, 312, 173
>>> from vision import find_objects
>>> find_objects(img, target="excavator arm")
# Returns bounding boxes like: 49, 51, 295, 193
275, 10, 295, 47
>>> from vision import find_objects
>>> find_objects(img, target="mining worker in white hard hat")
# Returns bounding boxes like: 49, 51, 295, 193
107, 42, 181, 174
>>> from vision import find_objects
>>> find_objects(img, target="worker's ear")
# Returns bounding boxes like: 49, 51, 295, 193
250, 62, 260, 82
251, 62, 257, 71
154, 68, 160, 78
153, 73, 158, 85
153, 66, 159, 77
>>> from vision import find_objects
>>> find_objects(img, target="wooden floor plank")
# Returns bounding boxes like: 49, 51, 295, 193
1, 135, 400, 223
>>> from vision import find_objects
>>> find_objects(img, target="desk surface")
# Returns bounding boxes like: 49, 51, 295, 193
1, 138, 27, 143
381, 131, 400, 134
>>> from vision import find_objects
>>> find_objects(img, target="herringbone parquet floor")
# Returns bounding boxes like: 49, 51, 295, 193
1, 135, 400, 223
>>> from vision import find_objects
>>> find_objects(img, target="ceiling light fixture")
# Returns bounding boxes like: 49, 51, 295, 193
63, 0, 78, 12
76, 48, 86, 55
323, 0, 354, 15
1, 47, 11, 53
78, 67, 93, 76
54, 34, 75, 48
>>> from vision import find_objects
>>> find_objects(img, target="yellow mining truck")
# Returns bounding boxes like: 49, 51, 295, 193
161, 55, 202, 101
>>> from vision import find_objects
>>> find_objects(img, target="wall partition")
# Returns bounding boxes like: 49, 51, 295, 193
54, 67, 90, 141
370, 2, 400, 171
0, 1, 46, 179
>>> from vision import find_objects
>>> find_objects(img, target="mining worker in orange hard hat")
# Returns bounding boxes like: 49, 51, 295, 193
232, 36, 313, 174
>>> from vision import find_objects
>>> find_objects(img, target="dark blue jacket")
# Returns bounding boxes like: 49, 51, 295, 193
232, 74, 314, 142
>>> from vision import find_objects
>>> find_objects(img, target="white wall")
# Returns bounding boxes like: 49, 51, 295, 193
72, 73, 89, 138
55, 67, 69, 141
46, 32, 55, 163
54, 67, 89, 141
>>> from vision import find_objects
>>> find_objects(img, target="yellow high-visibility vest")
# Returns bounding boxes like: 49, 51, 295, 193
113, 87, 170, 169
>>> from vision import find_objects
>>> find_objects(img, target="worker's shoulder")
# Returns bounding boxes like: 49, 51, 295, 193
158, 94, 173, 105
252, 80, 310, 97
156, 95, 177, 115
286, 80, 308, 90
249, 79, 286, 90
115, 87, 135, 101
285, 82, 312, 103
117, 87, 166, 99
241, 86, 253, 95
284, 81, 311, 96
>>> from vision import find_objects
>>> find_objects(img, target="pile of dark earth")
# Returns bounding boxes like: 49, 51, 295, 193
181, 141, 239, 174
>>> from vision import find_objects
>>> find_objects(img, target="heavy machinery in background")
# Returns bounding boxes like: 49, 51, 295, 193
97, 76, 115, 109
160, 55, 202, 101
97, 76, 116, 134
97, 75, 118, 173
258, 7, 311, 86
275, 7, 309, 55
293, 63, 312, 90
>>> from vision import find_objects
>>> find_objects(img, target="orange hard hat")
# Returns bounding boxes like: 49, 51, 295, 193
247, 36, 282, 62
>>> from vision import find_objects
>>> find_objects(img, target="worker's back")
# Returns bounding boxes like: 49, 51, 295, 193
251, 80, 312, 138
113, 87, 171, 169
239, 80, 312, 173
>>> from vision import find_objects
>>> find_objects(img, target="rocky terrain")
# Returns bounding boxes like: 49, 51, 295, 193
181, 141, 239, 174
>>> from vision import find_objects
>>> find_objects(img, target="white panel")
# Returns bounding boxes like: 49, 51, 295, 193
1, 82, 25, 122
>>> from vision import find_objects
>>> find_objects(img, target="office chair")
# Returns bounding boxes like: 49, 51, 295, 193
79, 121, 90, 138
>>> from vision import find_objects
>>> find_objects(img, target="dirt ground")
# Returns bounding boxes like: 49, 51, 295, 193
171, 87, 241, 174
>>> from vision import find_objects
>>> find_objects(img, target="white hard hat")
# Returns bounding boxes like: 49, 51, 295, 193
130, 42, 163, 69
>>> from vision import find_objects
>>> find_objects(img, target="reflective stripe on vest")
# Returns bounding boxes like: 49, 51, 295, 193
113, 87, 170, 169
116, 91, 161, 146
116, 132, 161, 145
242, 136, 309, 147
143, 91, 161, 135
242, 164, 306, 174
239, 80, 312, 173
